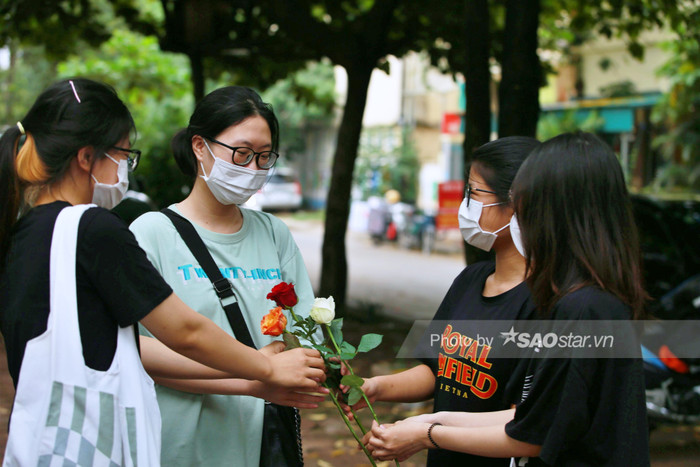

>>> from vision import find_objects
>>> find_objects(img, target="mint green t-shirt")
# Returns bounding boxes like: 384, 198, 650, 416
130, 206, 314, 466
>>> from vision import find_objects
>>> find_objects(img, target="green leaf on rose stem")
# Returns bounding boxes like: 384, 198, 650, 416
282, 332, 301, 349
339, 353, 356, 360
340, 374, 365, 388
340, 341, 356, 354
357, 334, 383, 353
347, 386, 363, 406
312, 344, 334, 354
327, 361, 341, 370
329, 318, 343, 344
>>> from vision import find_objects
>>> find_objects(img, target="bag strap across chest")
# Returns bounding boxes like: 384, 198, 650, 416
160, 208, 257, 349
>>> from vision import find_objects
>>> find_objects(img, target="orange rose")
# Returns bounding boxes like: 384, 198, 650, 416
260, 307, 288, 336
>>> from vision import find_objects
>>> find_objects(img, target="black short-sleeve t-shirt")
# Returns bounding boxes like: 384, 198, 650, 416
0, 202, 173, 387
421, 261, 536, 467
505, 287, 650, 466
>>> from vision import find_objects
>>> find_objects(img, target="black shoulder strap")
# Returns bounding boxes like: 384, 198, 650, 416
160, 208, 257, 349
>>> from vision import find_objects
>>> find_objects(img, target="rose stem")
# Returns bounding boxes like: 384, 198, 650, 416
327, 388, 377, 466
325, 325, 382, 423
326, 324, 400, 467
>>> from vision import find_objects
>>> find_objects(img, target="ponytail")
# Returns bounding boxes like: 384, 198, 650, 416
171, 128, 197, 181
15, 132, 49, 183
0, 126, 23, 268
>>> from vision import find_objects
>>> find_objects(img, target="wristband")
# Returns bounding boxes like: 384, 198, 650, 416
427, 422, 442, 449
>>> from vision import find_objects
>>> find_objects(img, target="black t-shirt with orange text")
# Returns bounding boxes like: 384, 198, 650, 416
421, 261, 535, 467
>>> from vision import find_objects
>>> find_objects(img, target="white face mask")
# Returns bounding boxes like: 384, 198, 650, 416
457, 197, 509, 251
200, 141, 268, 205
91, 154, 129, 210
510, 214, 525, 257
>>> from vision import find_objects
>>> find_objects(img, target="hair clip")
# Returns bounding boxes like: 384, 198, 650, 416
69, 80, 81, 103
16, 121, 25, 135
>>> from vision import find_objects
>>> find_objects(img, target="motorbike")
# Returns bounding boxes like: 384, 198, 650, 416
642, 274, 700, 429
366, 196, 435, 251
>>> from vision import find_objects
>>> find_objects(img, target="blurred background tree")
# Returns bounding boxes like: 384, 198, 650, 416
651, 27, 700, 192
353, 128, 420, 203
537, 110, 605, 141
260, 60, 336, 158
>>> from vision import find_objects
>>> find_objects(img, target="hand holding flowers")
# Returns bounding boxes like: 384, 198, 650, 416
263, 282, 399, 466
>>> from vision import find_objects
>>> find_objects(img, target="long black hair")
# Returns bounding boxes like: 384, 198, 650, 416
511, 132, 647, 319
171, 86, 279, 181
0, 78, 135, 266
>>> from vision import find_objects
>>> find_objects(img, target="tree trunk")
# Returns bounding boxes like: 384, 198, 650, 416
4, 41, 16, 120
319, 64, 374, 313
498, 0, 541, 138
632, 107, 653, 189
461, 0, 493, 266
189, 52, 205, 104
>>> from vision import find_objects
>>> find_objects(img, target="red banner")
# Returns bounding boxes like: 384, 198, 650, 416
437, 180, 464, 230
441, 113, 463, 135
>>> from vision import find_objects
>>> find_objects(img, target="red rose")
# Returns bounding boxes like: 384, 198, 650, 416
267, 282, 298, 309
261, 307, 288, 336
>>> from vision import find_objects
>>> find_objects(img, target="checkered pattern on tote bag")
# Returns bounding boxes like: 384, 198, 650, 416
36, 381, 140, 467
3, 205, 161, 467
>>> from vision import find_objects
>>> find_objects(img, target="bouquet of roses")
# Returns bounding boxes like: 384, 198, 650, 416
262, 282, 399, 467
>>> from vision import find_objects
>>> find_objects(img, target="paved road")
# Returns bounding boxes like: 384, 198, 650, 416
285, 215, 465, 322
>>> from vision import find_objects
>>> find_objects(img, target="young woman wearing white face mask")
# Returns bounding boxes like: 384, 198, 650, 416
129, 86, 325, 466
339, 136, 540, 467
0, 79, 326, 465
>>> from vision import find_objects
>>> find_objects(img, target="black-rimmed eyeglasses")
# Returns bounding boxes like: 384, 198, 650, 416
112, 146, 141, 172
204, 136, 279, 169
465, 184, 498, 207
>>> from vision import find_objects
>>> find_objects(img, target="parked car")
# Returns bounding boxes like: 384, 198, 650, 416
244, 167, 303, 212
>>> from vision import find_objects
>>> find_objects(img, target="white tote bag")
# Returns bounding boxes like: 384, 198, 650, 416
3, 204, 161, 467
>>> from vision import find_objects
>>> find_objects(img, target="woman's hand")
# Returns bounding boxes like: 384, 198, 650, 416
264, 346, 327, 390
362, 420, 431, 462
259, 340, 286, 357
339, 375, 379, 421
401, 412, 441, 425
249, 380, 328, 408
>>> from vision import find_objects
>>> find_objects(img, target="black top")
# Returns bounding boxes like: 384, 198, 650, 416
0, 202, 173, 387
422, 261, 536, 467
505, 287, 650, 466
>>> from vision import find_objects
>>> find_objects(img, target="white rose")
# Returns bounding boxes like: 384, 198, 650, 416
310, 296, 335, 325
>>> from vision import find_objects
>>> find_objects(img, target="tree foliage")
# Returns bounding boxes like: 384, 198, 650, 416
263, 0, 434, 309
260, 60, 336, 157
651, 19, 700, 191
354, 127, 420, 203
0, 44, 58, 125
58, 30, 194, 206
0, 0, 157, 57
